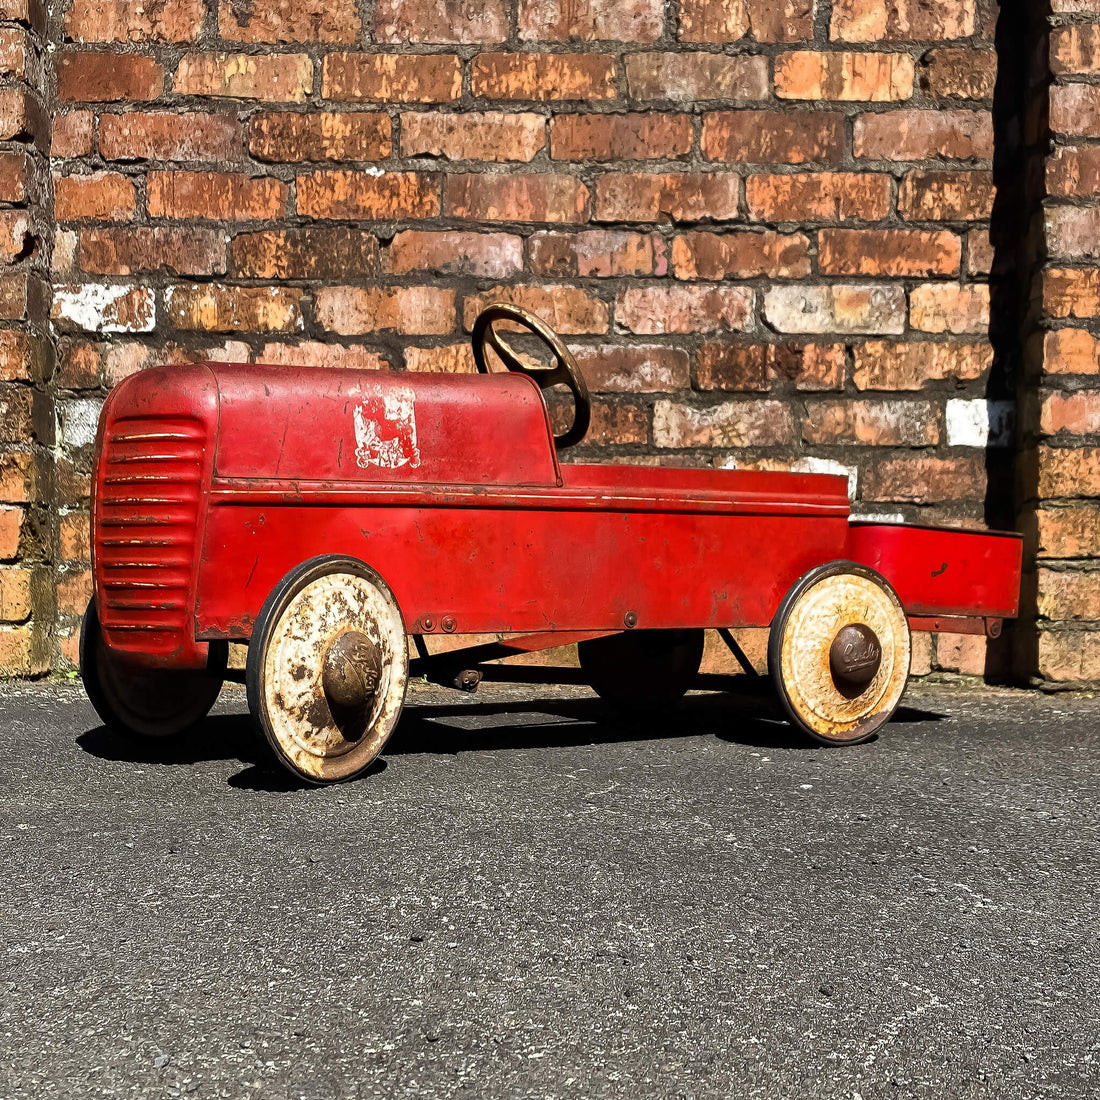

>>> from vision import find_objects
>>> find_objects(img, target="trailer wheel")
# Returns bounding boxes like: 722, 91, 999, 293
578, 629, 704, 708
79, 600, 227, 738
768, 561, 910, 746
246, 556, 408, 785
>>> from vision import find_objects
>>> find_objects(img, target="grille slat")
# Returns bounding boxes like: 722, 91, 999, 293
96, 416, 205, 634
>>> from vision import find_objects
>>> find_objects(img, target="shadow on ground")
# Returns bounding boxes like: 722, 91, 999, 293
76, 678, 943, 792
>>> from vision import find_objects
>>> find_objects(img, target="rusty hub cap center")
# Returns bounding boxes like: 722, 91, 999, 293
321, 631, 381, 712
829, 623, 882, 693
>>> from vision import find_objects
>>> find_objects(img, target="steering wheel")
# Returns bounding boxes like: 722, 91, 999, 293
471, 304, 591, 450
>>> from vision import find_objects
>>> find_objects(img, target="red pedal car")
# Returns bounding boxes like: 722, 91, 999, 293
81, 306, 1023, 783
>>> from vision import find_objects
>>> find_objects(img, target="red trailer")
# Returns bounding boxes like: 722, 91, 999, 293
81, 306, 1023, 784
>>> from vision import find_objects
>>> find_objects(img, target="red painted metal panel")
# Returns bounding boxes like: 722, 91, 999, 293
846, 523, 1023, 619
91, 364, 219, 667
211, 363, 561, 487
195, 497, 850, 639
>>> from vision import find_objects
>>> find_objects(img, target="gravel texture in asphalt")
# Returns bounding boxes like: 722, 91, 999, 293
0, 678, 1098, 1099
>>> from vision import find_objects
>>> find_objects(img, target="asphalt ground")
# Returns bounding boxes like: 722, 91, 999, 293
0, 677, 1098, 1100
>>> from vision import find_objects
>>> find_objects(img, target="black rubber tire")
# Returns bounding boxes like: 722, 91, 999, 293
768, 560, 910, 747
79, 600, 228, 739
246, 555, 408, 785
578, 628, 705, 708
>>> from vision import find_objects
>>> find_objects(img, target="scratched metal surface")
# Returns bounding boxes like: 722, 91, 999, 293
1, 679, 1097, 1099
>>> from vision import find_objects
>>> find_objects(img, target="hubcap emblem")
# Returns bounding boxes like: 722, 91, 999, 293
829, 624, 882, 693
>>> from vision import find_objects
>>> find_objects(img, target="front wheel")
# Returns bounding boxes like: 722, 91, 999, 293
79, 600, 227, 738
246, 556, 408, 785
768, 562, 911, 746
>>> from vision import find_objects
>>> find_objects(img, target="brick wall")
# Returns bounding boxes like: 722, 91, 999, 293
0, 0, 51, 676
1018, 0, 1100, 685
0, 0, 1090, 685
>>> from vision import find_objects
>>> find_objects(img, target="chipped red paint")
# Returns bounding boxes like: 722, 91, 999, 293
90, 361, 1023, 671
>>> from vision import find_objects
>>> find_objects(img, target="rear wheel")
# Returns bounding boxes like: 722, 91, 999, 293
768, 561, 910, 746
246, 556, 408, 785
578, 629, 705, 708
79, 600, 227, 738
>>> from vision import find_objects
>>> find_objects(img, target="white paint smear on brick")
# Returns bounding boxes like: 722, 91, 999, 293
52, 284, 155, 333
60, 398, 103, 451
946, 398, 1013, 447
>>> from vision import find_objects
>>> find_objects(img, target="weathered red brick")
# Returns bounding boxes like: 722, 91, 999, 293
909, 284, 990, 333
297, 171, 440, 220
572, 345, 690, 392
595, 172, 740, 223
746, 172, 891, 222
0, 451, 34, 504
625, 53, 768, 102
375, 0, 506, 43
401, 112, 544, 162
852, 341, 992, 390
249, 111, 390, 162
1051, 25, 1100, 76
776, 51, 914, 101
1048, 146, 1100, 198
50, 112, 92, 159
819, 229, 961, 277
898, 170, 995, 220
147, 172, 288, 220
703, 110, 845, 164
1037, 631, 1100, 683
54, 172, 136, 221
259, 342, 389, 371
698, 343, 845, 392
0, 210, 31, 263
404, 344, 476, 373
765, 285, 906, 334
471, 53, 617, 102
653, 398, 794, 447
967, 229, 995, 276
1047, 207, 1100, 261
446, 174, 588, 223
79, 227, 226, 276
218, 0, 361, 43
323, 53, 461, 102
166, 284, 303, 332
100, 111, 245, 162
550, 113, 693, 161
672, 231, 812, 279
1037, 569, 1100, 623
518, 0, 664, 43
1049, 84, 1100, 138
386, 231, 522, 277
0, 331, 47, 384
174, 52, 312, 101
0, 152, 31, 204
831, 0, 976, 41
616, 286, 754, 334
59, 512, 90, 561
0, 506, 21, 560
855, 110, 993, 160
1037, 445, 1100, 497
802, 399, 938, 446
1042, 391, 1100, 435
463, 286, 608, 334
57, 51, 164, 102
1043, 328, 1100, 375
922, 48, 997, 98
66, 0, 204, 42
1036, 506, 1100, 558
55, 340, 102, 389
863, 455, 986, 502
0, 274, 48, 323
0, 27, 29, 80
680, 0, 814, 42
529, 230, 666, 277
314, 286, 455, 335
1044, 269, 1100, 319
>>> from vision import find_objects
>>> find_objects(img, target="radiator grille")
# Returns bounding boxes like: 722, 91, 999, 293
96, 415, 206, 638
